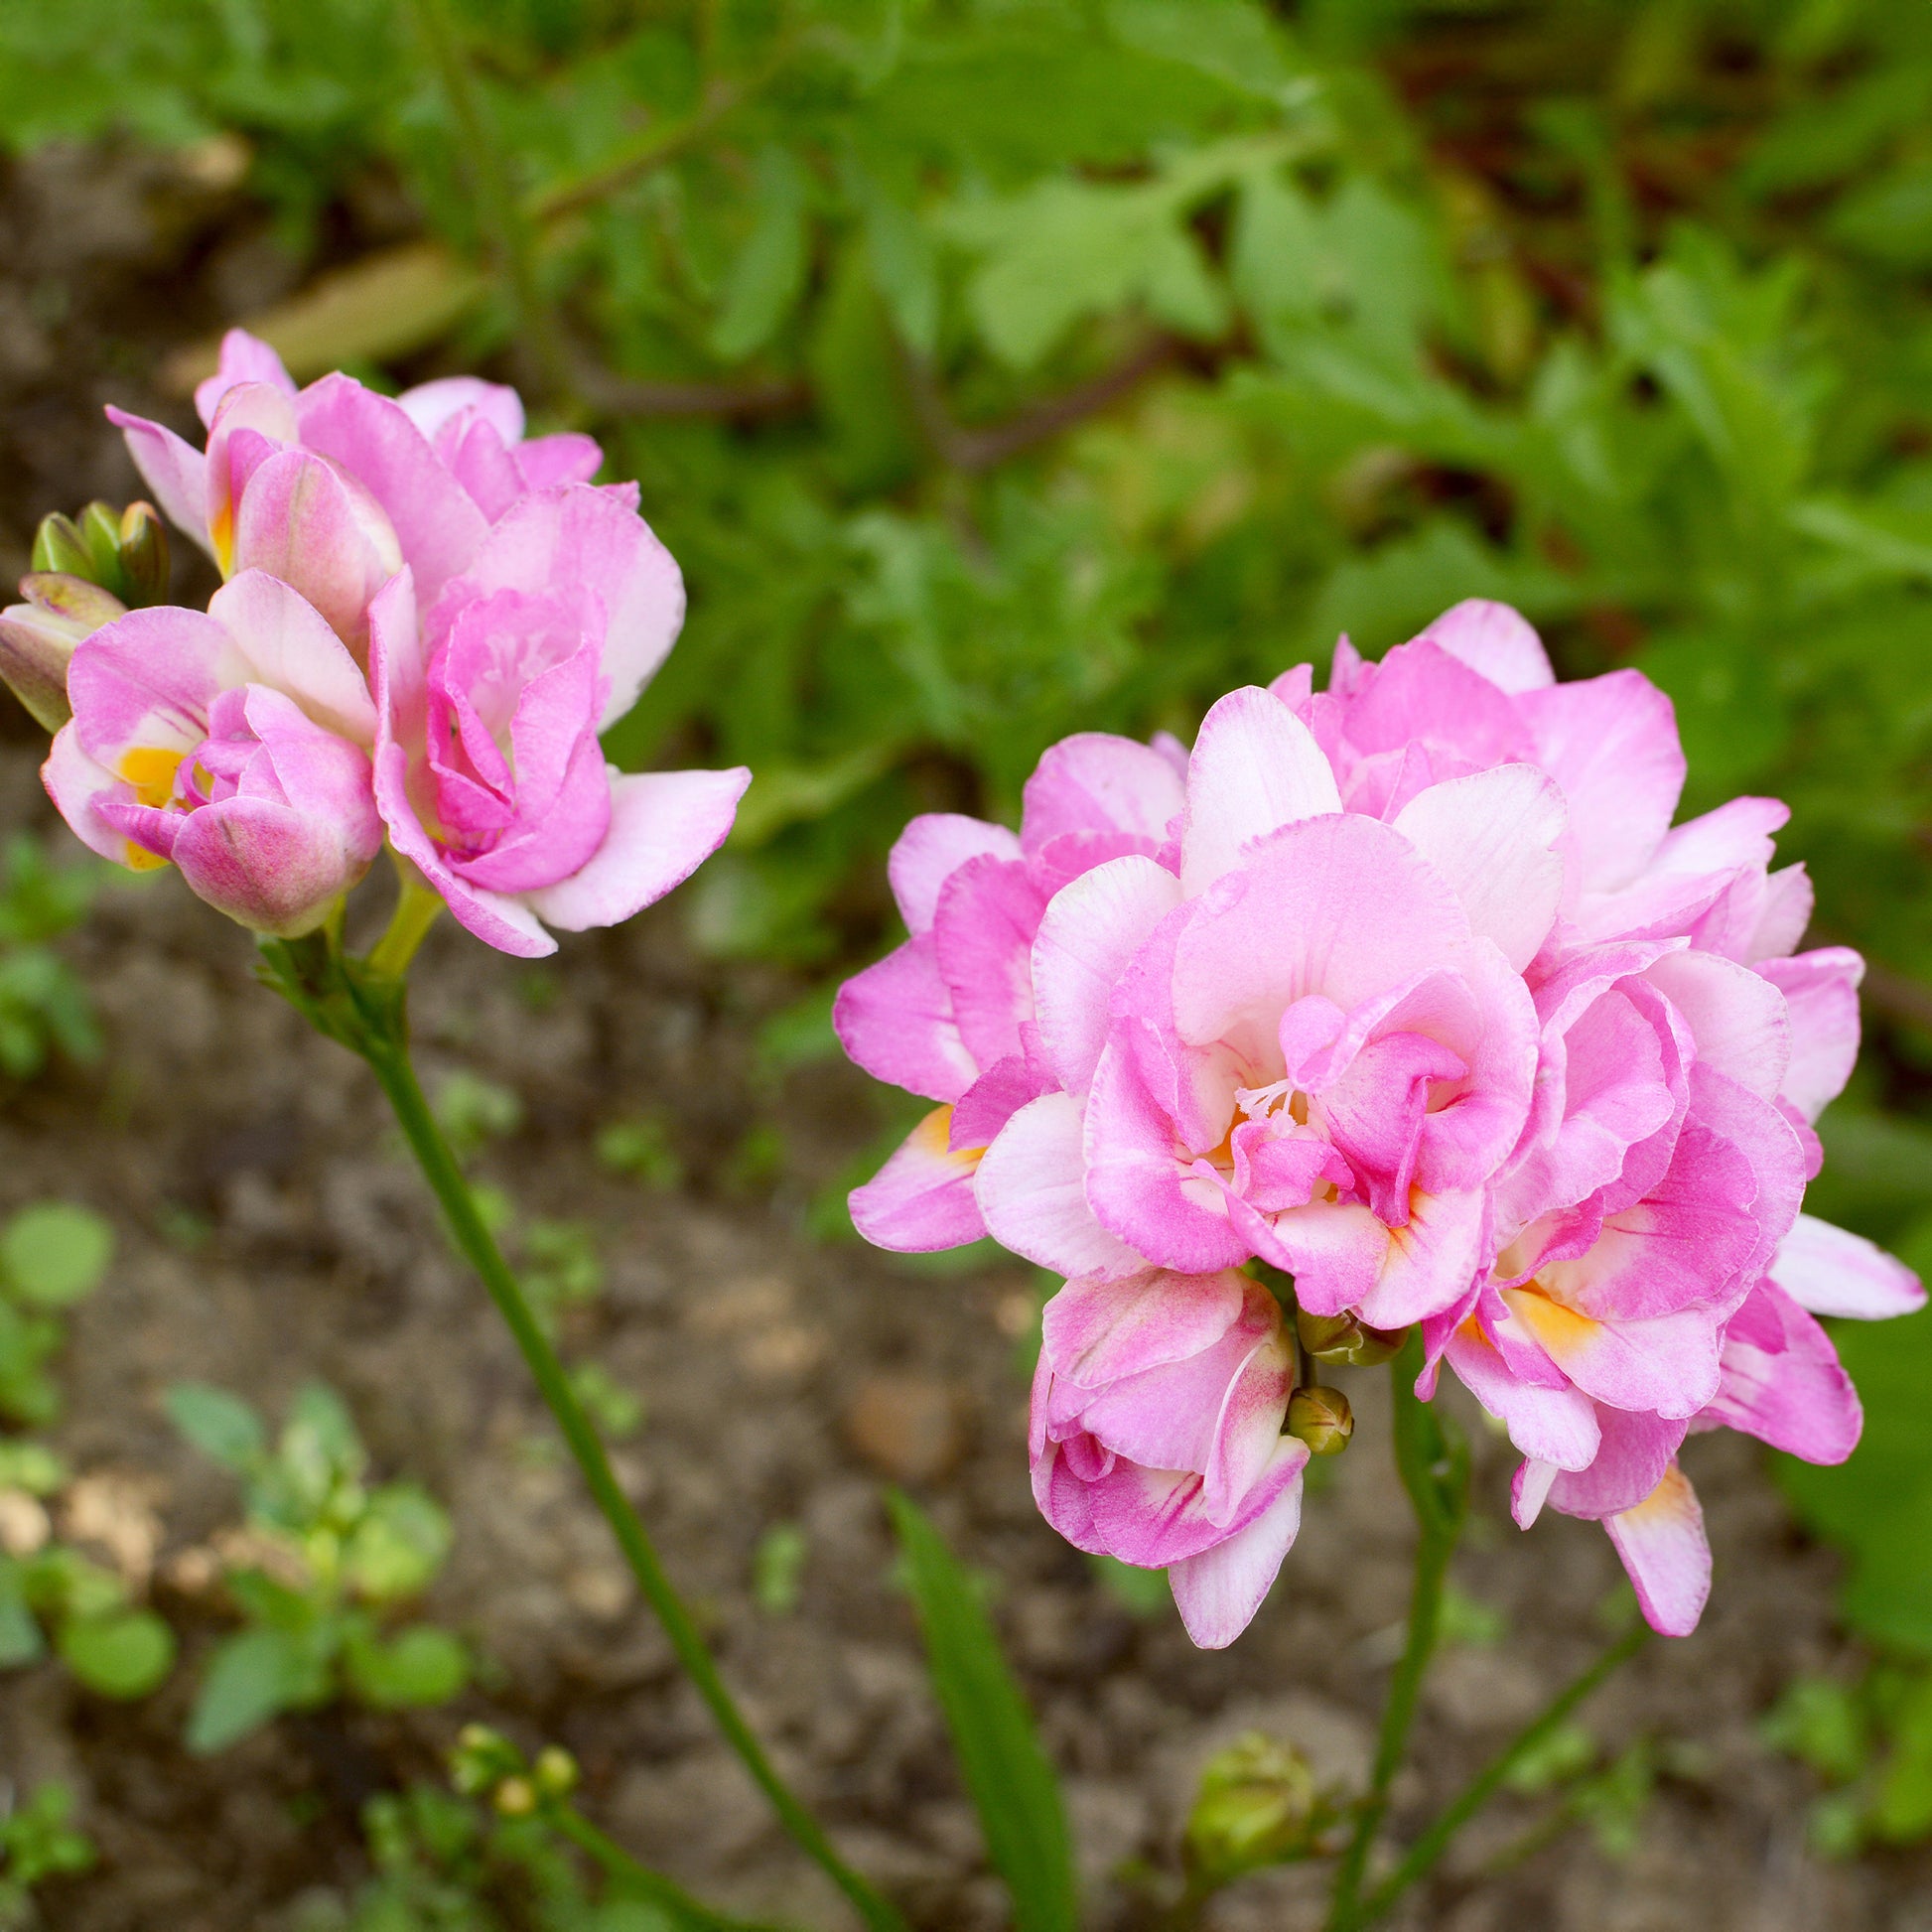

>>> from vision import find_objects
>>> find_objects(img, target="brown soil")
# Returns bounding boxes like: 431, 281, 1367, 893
1, 143, 1929, 1932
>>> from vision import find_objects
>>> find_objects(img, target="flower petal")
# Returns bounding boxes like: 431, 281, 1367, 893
1603, 1463, 1710, 1637
1179, 687, 1340, 897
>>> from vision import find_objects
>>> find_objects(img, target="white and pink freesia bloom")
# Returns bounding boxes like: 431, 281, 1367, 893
107, 329, 603, 650
43, 570, 381, 936
834, 730, 1187, 1251
1031, 1268, 1309, 1648
367, 483, 749, 959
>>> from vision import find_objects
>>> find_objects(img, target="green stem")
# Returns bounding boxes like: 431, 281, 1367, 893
359, 1030, 904, 1932
407, 0, 573, 399
550, 1804, 796, 1932
1351, 1625, 1649, 1926
1324, 1336, 1468, 1932
365, 870, 445, 981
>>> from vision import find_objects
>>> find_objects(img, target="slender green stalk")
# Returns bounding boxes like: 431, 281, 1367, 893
1324, 1337, 1469, 1932
364, 871, 445, 981
354, 1029, 905, 1932
550, 1803, 797, 1932
1349, 1624, 1649, 1927
407, 0, 573, 398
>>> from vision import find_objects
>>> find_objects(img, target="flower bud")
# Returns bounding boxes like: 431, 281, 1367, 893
1287, 1385, 1354, 1455
450, 1722, 521, 1796
533, 1745, 579, 1797
1296, 1309, 1406, 1368
0, 573, 126, 732
1184, 1731, 1318, 1880
493, 1776, 537, 1817
30, 501, 170, 608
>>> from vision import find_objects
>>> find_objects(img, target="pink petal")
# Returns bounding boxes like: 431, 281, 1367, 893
1167, 1441, 1310, 1648
1755, 948, 1862, 1122
1548, 1406, 1688, 1520
1642, 949, 1790, 1102
1446, 1315, 1602, 1469
1701, 1280, 1861, 1463
66, 607, 245, 765
1507, 1293, 1724, 1418
1031, 856, 1181, 1099
1021, 732, 1187, 854
207, 570, 378, 745
1769, 1214, 1926, 1319
1412, 599, 1554, 694
42, 724, 131, 863
931, 857, 1047, 1070
835, 936, 978, 1104
1603, 1463, 1710, 1637
433, 482, 682, 731
1354, 1184, 1488, 1330
976, 1091, 1152, 1280
195, 329, 296, 427
951, 1055, 1055, 1150
161, 791, 374, 938
395, 374, 525, 443
849, 1108, 988, 1251
1340, 638, 1532, 764
514, 432, 605, 490
296, 374, 492, 607
104, 407, 212, 557
1516, 669, 1684, 896
1390, 762, 1567, 973
887, 813, 1022, 934
1178, 687, 1341, 897
1042, 1268, 1246, 1387
522, 765, 747, 930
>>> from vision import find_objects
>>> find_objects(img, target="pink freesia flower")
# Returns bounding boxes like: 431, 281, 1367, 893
835, 730, 1187, 1250
1031, 1268, 1309, 1647
977, 690, 1553, 1328
43, 570, 381, 936
107, 330, 603, 650
366, 483, 749, 959
1434, 931, 1923, 1634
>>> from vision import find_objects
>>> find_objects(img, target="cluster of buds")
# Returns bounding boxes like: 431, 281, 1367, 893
450, 1723, 580, 1818
0, 503, 169, 733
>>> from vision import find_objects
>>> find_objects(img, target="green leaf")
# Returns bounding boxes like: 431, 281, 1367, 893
343, 1484, 453, 1603
341, 1622, 468, 1709
0, 1203, 111, 1309
58, 1607, 175, 1699
886, 1491, 1077, 1932
709, 147, 809, 362
165, 1382, 266, 1471
187, 1625, 322, 1752
0, 1563, 46, 1668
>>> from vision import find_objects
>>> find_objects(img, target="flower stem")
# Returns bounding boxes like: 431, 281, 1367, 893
1323, 1335, 1469, 1932
355, 1023, 904, 1932
365, 868, 445, 981
1349, 1623, 1649, 1927
548, 1803, 796, 1932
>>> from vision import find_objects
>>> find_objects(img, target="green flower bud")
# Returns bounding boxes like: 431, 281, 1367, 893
1184, 1731, 1318, 1880
450, 1723, 522, 1796
1296, 1309, 1406, 1367
533, 1745, 579, 1797
1287, 1385, 1353, 1455
29, 500, 170, 608
493, 1776, 537, 1817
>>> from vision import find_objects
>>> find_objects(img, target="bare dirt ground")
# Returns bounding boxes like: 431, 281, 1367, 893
2, 142, 1931, 1932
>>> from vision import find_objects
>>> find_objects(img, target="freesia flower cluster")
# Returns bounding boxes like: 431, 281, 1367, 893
6, 331, 748, 953
836, 601, 1925, 1648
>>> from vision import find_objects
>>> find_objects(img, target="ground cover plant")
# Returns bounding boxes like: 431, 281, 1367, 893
5, 0, 1932, 1926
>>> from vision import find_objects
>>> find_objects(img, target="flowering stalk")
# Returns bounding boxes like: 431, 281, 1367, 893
256, 915, 904, 1932
1323, 1335, 1469, 1930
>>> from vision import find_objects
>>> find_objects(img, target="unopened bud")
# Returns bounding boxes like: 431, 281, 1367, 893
493, 1776, 537, 1817
29, 501, 170, 608
0, 571, 125, 732
1296, 1310, 1406, 1367
450, 1723, 521, 1796
533, 1746, 579, 1797
1185, 1731, 1318, 1879
1287, 1385, 1353, 1455
117, 502, 170, 605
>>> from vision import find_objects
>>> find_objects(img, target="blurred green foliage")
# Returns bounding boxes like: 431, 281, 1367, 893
0, 1783, 94, 1931
0, 840, 99, 1083
167, 1380, 470, 1752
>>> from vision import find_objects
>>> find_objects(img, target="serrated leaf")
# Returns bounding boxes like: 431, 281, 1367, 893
59, 1607, 175, 1700
887, 1491, 1076, 1932
1, 1203, 111, 1309
165, 1382, 266, 1471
